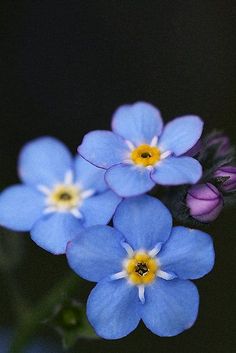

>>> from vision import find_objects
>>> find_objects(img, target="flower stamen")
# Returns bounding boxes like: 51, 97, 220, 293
131, 144, 161, 167
125, 251, 158, 285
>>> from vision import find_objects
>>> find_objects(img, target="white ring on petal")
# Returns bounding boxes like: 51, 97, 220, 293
150, 136, 158, 146
70, 208, 83, 219
160, 150, 172, 160
121, 242, 134, 257
125, 140, 136, 151
138, 285, 145, 304
110, 271, 127, 280
148, 243, 162, 257
80, 189, 95, 199
37, 185, 51, 195
64, 170, 74, 184
43, 206, 57, 214
157, 270, 176, 280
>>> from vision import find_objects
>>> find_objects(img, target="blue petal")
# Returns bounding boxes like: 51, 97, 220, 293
78, 131, 129, 169
87, 279, 141, 339
74, 156, 107, 193
111, 102, 163, 145
141, 278, 199, 336
31, 212, 84, 254
158, 226, 215, 279
151, 156, 202, 185
105, 164, 155, 197
159, 116, 203, 156
0, 185, 44, 231
80, 190, 121, 227
66, 225, 126, 282
18, 136, 73, 187
113, 195, 172, 251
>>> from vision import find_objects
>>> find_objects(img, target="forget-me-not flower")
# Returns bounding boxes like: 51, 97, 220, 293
0, 137, 121, 254
67, 195, 214, 339
79, 102, 203, 197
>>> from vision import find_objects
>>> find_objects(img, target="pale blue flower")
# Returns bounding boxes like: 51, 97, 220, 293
79, 102, 203, 197
0, 137, 121, 254
67, 195, 214, 339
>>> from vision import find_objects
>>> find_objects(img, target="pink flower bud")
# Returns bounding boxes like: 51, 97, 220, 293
186, 183, 223, 223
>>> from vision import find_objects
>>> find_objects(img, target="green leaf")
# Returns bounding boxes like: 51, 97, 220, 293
0, 227, 24, 271
8, 273, 79, 353
49, 299, 98, 350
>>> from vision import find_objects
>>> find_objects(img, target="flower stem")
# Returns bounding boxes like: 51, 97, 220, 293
8, 272, 79, 353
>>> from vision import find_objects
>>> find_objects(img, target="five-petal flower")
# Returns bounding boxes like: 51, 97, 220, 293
0, 137, 121, 254
79, 102, 203, 197
66, 195, 214, 339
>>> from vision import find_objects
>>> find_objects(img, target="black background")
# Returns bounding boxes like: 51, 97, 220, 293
0, 1, 236, 352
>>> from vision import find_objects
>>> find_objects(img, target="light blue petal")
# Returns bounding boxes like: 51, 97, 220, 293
158, 226, 215, 279
74, 156, 107, 193
87, 279, 141, 339
159, 116, 203, 156
105, 164, 155, 197
111, 102, 163, 145
80, 191, 121, 227
78, 131, 129, 169
0, 185, 44, 231
66, 225, 126, 282
31, 212, 84, 254
18, 136, 73, 187
151, 156, 202, 185
113, 195, 172, 250
142, 278, 199, 336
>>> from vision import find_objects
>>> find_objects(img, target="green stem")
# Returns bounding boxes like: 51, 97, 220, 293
8, 272, 79, 353
1, 268, 30, 322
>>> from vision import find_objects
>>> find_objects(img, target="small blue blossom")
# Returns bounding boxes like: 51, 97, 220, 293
66, 195, 214, 339
79, 102, 203, 197
0, 137, 121, 254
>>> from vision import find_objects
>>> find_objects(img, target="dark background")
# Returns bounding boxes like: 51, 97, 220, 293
0, 1, 236, 352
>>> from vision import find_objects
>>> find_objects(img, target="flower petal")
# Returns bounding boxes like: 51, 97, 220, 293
141, 278, 199, 336
31, 212, 84, 254
151, 156, 202, 185
87, 279, 141, 339
105, 164, 155, 197
159, 116, 203, 156
186, 183, 224, 223
78, 131, 128, 169
158, 226, 215, 279
113, 195, 172, 250
80, 190, 121, 227
66, 225, 126, 282
18, 136, 73, 187
0, 185, 44, 231
111, 102, 163, 145
74, 156, 107, 193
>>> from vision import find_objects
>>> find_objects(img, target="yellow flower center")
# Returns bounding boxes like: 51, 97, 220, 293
125, 252, 158, 285
131, 144, 161, 167
48, 184, 81, 210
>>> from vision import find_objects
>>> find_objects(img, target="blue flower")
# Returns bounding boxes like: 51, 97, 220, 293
79, 102, 203, 197
0, 137, 121, 254
66, 195, 214, 339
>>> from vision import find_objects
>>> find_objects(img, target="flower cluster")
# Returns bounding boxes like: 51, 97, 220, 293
0, 101, 234, 341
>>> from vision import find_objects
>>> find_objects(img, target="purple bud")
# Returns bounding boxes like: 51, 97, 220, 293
186, 183, 223, 223
214, 166, 236, 191
207, 132, 231, 157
